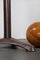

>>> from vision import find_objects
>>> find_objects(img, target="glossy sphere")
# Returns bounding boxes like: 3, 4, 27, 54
26, 22, 40, 47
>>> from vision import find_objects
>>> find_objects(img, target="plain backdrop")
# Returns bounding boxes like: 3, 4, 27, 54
11, 0, 40, 39
0, 0, 40, 39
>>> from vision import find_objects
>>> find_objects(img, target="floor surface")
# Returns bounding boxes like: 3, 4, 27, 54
0, 45, 40, 60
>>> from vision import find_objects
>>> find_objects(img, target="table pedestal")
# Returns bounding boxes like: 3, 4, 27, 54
0, 0, 35, 51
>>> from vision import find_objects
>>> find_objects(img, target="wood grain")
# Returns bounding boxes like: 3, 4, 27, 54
26, 22, 40, 47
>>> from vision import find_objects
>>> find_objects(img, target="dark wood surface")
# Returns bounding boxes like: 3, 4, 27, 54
0, 38, 34, 51
1, 0, 34, 51
4, 0, 11, 38
0, 0, 34, 51
0, 48, 40, 60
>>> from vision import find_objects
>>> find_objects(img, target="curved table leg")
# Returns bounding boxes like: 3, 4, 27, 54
0, 38, 35, 52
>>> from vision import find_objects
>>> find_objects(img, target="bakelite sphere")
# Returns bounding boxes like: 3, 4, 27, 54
26, 22, 40, 47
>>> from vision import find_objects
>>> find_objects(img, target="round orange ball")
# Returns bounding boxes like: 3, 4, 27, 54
26, 22, 40, 47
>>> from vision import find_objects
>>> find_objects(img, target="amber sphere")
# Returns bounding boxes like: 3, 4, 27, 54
26, 22, 40, 47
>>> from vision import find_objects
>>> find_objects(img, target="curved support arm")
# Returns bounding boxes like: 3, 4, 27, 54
0, 38, 35, 51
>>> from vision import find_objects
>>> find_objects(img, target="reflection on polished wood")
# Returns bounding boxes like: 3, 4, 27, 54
26, 22, 40, 47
